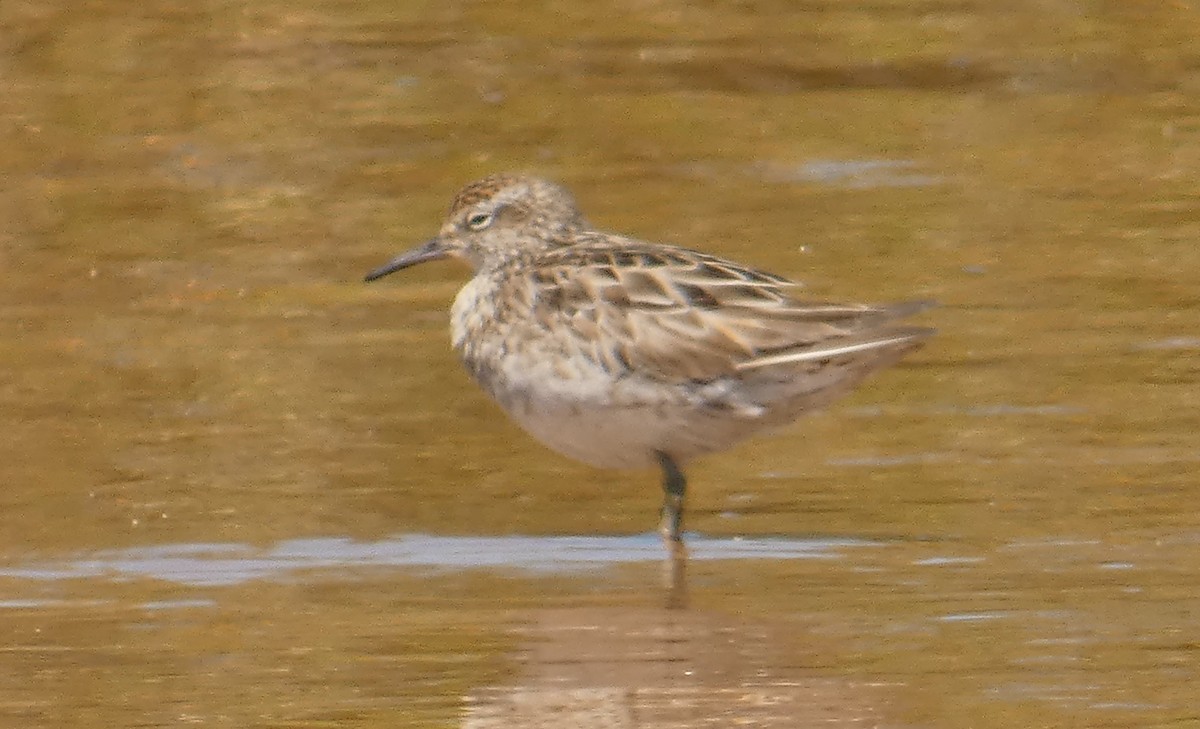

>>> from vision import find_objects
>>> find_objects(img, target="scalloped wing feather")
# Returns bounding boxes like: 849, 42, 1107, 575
526, 240, 932, 383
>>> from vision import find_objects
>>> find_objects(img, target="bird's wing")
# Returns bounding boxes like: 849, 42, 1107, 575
526, 239, 933, 383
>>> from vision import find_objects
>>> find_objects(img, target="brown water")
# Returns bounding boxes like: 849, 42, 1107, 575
3, 0, 1200, 726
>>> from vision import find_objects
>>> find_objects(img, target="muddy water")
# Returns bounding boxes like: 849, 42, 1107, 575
3, 0, 1200, 727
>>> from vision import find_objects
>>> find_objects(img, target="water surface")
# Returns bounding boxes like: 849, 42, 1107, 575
2, 0, 1199, 727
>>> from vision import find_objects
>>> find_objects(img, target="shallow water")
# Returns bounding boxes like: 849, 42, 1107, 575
3, 0, 1200, 727
0, 534, 864, 585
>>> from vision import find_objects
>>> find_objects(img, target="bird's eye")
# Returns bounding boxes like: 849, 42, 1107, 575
465, 212, 493, 231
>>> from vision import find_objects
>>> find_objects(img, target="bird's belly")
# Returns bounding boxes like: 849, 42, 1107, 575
467, 353, 667, 467
462, 351, 770, 469
507, 403, 678, 469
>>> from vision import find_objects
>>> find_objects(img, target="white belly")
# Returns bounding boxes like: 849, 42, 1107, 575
459, 349, 769, 470
503, 384, 776, 469
507, 402, 679, 469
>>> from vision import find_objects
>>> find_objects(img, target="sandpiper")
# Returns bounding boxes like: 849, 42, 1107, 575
365, 174, 933, 544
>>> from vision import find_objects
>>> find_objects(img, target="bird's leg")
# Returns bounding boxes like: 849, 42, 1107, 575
655, 451, 687, 544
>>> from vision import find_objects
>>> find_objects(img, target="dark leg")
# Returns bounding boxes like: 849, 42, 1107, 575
655, 451, 687, 544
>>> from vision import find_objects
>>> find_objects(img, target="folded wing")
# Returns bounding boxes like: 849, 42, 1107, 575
527, 239, 933, 388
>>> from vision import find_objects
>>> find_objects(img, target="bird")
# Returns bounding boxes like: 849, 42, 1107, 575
365, 174, 933, 545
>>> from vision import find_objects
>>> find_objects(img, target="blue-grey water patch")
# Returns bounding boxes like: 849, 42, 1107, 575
0, 534, 876, 587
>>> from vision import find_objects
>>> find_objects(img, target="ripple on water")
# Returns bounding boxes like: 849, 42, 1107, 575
0, 533, 877, 587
